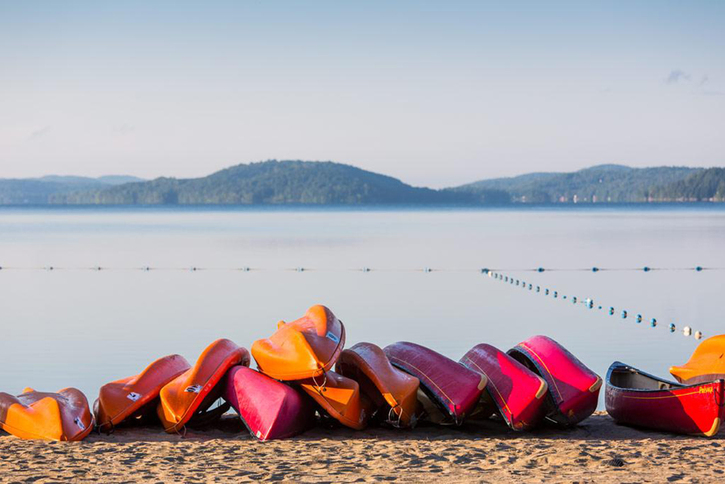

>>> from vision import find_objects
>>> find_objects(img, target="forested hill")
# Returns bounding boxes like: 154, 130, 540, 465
650, 168, 725, 201
451, 165, 703, 203
50, 160, 508, 205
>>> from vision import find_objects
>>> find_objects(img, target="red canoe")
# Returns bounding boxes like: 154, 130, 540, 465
460, 344, 548, 431
384, 342, 486, 425
606, 361, 725, 437
508, 335, 601, 426
224, 366, 316, 441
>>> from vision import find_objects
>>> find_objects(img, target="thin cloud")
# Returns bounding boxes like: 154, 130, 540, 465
665, 69, 691, 84
29, 126, 51, 140
699, 74, 709, 86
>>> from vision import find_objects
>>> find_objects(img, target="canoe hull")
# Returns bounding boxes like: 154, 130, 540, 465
460, 344, 547, 430
384, 342, 486, 425
606, 361, 725, 437
95, 354, 191, 432
670, 334, 725, 384
0, 388, 93, 441
299, 370, 371, 430
225, 366, 315, 441
157, 339, 250, 433
336, 342, 420, 427
252, 305, 346, 381
508, 335, 601, 426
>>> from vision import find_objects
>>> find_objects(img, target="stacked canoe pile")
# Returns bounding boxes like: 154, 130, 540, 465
1, 305, 722, 441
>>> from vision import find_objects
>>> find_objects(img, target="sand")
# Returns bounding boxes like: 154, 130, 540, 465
1, 412, 723, 483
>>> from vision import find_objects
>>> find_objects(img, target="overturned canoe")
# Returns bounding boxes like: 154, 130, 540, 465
252, 305, 346, 381
606, 361, 725, 437
460, 343, 548, 431
157, 339, 250, 433
225, 366, 316, 441
508, 335, 601, 426
336, 342, 420, 427
95, 354, 191, 432
299, 370, 371, 430
0, 387, 93, 441
670, 334, 725, 384
384, 342, 486, 425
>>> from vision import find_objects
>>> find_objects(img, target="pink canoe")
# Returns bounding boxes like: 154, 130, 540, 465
606, 361, 725, 437
224, 366, 316, 441
508, 335, 601, 426
460, 344, 548, 431
384, 342, 486, 425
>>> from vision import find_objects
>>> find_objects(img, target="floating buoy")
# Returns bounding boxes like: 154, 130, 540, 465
423, 267, 432, 273
296, 267, 305, 272
545, 289, 550, 295
669, 323, 676, 333
362, 267, 371, 272
636, 314, 642, 323
695, 266, 703, 272
144, 266, 151, 271
592, 267, 599, 272
528, 284, 533, 290
621, 310, 628, 319
695, 331, 703, 340
650, 318, 657, 327
643, 266, 651, 272
190, 267, 197, 272
536, 286, 541, 293
537, 267, 545, 272
505, 276, 509, 282
683, 326, 692, 337
571, 296, 577, 304
241, 267, 250, 272
553, 291, 558, 298
609, 307, 615, 315
481, 268, 489, 274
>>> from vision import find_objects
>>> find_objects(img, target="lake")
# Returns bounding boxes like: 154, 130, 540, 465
1, 205, 724, 404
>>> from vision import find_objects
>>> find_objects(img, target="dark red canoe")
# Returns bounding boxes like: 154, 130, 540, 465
224, 366, 316, 441
460, 344, 548, 431
606, 361, 725, 437
508, 335, 601, 426
384, 342, 486, 425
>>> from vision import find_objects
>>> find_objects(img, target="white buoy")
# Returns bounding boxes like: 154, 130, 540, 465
695, 331, 703, 340
683, 326, 692, 337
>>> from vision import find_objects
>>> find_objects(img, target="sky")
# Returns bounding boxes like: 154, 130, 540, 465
0, 1, 723, 188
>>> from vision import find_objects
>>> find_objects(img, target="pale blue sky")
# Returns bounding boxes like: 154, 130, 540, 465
0, 1, 723, 187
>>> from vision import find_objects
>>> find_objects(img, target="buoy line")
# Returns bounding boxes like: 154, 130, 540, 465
482, 270, 704, 342
0, 265, 721, 272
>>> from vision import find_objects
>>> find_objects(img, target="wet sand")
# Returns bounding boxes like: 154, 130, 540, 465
1, 412, 722, 483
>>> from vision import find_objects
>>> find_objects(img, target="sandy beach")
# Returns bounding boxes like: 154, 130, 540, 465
0, 412, 721, 483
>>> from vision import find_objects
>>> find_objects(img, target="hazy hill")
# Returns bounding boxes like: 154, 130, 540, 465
51, 160, 496, 205
452, 165, 700, 203
0, 175, 145, 204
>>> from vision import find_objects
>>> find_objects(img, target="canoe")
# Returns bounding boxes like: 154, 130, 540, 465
299, 370, 371, 430
460, 343, 548, 430
157, 339, 250, 433
670, 334, 725, 384
336, 342, 420, 428
606, 361, 725, 437
508, 335, 601, 426
95, 354, 191, 432
252, 305, 346, 381
384, 342, 486, 425
0, 387, 93, 441
225, 366, 316, 441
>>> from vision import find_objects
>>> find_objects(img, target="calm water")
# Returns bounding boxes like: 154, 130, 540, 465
1, 205, 724, 404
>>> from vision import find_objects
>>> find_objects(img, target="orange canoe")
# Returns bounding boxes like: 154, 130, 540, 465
336, 342, 420, 427
0, 387, 93, 441
671, 334, 725, 384
299, 370, 371, 430
252, 305, 346, 381
95, 354, 191, 432
157, 339, 250, 433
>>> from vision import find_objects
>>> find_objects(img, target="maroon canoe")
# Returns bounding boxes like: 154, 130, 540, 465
606, 361, 725, 437
224, 366, 316, 441
460, 344, 548, 430
384, 342, 486, 425
508, 335, 601, 426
